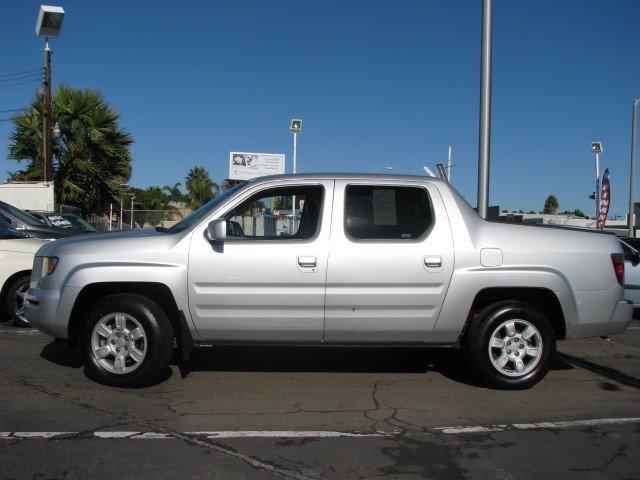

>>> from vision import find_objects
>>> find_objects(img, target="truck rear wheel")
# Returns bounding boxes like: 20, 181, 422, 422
82, 294, 174, 387
464, 301, 556, 389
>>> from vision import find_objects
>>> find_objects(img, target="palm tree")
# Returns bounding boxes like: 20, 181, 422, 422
543, 195, 559, 214
8, 85, 132, 215
185, 166, 218, 209
162, 182, 185, 203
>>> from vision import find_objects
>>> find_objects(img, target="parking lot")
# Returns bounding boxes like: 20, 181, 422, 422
1, 318, 639, 480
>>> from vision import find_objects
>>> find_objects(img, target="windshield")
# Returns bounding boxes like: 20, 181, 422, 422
0, 217, 26, 239
167, 182, 247, 234
45, 213, 98, 232
0, 201, 47, 227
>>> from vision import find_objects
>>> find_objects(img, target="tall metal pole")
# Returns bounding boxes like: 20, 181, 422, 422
628, 98, 640, 237
291, 132, 298, 231
447, 146, 453, 182
595, 153, 600, 223
476, 0, 493, 219
42, 38, 53, 183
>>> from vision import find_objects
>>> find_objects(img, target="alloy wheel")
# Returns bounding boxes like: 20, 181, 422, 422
91, 313, 148, 374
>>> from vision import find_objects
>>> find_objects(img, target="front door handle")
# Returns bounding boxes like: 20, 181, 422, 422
424, 256, 443, 269
297, 256, 317, 268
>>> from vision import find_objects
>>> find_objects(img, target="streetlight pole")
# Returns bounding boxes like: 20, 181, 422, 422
595, 152, 600, 221
43, 39, 52, 182
477, 0, 493, 219
35, 5, 65, 183
289, 118, 302, 232
628, 98, 640, 237
591, 141, 603, 227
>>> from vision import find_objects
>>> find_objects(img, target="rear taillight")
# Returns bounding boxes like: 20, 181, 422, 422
612, 253, 624, 286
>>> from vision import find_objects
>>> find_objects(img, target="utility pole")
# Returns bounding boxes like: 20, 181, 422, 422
36, 6, 65, 182
628, 98, 640, 237
477, 0, 493, 219
42, 39, 53, 182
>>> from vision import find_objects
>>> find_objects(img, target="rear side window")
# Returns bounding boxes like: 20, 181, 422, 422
345, 185, 433, 240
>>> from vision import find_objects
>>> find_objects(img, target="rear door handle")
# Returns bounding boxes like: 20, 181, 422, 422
297, 256, 317, 268
424, 256, 443, 269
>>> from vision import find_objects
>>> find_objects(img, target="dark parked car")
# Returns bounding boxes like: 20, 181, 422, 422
26, 211, 98, 234
0, 201, 73, 240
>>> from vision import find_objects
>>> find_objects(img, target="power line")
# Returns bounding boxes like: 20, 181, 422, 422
0, 87, 41, 97
0, 67, 43, 78
0, 72, 44, 83
0, 78, 43, 88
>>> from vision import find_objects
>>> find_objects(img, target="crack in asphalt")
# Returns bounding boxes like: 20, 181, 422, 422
0, 371, 322, 480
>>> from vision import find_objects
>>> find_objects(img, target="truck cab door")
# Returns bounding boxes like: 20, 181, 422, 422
324, 180, 454, 342
187, 180, 333, 342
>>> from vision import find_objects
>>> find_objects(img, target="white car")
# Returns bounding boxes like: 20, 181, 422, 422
0, 219, 49, 327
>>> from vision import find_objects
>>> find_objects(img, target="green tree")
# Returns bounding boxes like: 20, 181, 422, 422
163, 182, 186, 203
543, 195, 559, 214
185, 166, 218, 209
8, 85, 132, 214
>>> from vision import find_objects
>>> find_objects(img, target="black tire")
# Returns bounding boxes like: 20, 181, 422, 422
464, 301, 556, 390
5, 273, 31, 328
82, 293, 174, 387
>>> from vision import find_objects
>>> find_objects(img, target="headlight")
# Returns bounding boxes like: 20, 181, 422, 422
42, 257, 58, 276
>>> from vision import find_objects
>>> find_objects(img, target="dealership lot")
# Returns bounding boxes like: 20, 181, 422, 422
1, 320, 639, 479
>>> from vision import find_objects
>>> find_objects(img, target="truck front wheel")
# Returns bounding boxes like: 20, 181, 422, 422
82, 294, 174, 387
464, 301, 556, 389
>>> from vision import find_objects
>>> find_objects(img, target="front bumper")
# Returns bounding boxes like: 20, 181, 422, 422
24, 287, 66, 339
608, 299, 634, 336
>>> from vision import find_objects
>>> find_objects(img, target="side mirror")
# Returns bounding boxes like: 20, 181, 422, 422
206, 218, 226, 241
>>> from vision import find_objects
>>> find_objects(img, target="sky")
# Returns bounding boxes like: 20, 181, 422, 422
1, 0, 639, 216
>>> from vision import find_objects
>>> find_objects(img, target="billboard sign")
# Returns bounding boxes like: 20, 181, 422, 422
229, 152, 286, 180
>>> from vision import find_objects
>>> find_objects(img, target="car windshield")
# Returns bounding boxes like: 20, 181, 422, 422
45, 213, 98, 232
0, 201, 47, 227
166, 182, 247, 234
0, 218, 26, 239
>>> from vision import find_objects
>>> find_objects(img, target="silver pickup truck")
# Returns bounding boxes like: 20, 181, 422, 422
25, 174, 632, 389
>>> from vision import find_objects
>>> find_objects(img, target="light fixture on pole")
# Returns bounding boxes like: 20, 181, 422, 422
289, 118, 302, 229
628, 99, 640, 237
591, 141, 603, 224
35, 5, 65, 184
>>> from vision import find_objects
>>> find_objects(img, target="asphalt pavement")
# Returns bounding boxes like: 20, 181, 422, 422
1, 319, 639, 479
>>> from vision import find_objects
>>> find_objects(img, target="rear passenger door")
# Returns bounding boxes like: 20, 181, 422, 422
324, 180, 454, 342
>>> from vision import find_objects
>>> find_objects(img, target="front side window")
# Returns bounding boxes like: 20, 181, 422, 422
345, 185, 432, 240
224, 185, 323, 240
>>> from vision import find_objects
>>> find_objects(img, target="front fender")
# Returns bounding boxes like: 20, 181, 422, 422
52, 261, 190, 334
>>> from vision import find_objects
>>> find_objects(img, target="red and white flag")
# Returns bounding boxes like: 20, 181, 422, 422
597, 168, 610, 231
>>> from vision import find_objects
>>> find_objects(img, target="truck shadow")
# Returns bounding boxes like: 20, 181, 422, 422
39, 341, 575, 389
179, 345, 575, 388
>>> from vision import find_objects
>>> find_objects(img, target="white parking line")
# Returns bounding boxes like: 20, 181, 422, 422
2, 417, 639, 440
192, 431, 382, 439
435, 417, 640, 434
